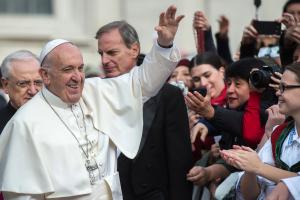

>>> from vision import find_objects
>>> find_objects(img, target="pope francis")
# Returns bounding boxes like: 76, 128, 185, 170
0, 5, 184, 200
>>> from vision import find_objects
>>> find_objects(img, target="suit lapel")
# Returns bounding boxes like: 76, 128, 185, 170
135, 93, 161, 158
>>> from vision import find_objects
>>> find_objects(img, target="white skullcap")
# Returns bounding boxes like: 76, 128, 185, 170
39, 39, 70, 64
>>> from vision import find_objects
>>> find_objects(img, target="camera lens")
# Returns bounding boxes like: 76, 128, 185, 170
250, 70, 270, 88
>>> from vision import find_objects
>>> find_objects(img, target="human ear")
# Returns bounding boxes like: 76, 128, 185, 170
130, 42, 140, 59
39, 68, 50, 85
1, 78, 9, 94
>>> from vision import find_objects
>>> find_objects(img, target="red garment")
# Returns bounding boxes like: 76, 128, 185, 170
243, 91, 264, 147
271, 121, 290, 161
211, 86, 227, 107
0, 192, 3, 200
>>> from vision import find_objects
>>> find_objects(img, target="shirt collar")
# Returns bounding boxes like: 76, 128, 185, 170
286, 124, 300, 147
41, 87, 94, 127
41, 86, 75, 109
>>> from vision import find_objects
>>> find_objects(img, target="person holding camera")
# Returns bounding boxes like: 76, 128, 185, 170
239, 2, 284, 64
239, 20, 281, 66
221, 62, 300, 200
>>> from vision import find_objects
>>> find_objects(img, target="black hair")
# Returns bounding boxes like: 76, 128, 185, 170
225, 58, 265, 81
283, 0, 300, 13
191, 52, 223, 70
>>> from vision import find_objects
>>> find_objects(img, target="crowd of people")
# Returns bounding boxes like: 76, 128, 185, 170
0, 1, 300, 200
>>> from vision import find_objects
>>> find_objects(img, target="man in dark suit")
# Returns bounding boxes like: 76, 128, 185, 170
95, 20, 193, 200
118, 83, 193, 200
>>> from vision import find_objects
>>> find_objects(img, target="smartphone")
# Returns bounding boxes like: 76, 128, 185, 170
252, 20, 281, 35
191, 87, 207, 97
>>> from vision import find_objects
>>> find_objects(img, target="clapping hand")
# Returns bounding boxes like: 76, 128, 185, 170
220, 145, 263, 174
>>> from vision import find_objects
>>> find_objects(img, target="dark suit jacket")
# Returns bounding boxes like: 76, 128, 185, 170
0, 102, 16, 134
118, 84, 193, 200
0, 94, 6, 110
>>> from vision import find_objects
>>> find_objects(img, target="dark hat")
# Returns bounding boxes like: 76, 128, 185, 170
176, 58, 191, 69
225, 58, 265, 81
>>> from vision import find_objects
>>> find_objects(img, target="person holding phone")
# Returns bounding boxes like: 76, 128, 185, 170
188, 52, 227, 161
240, 20, 281, 64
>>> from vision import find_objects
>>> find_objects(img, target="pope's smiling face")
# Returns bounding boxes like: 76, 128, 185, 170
40, 43, 85, 104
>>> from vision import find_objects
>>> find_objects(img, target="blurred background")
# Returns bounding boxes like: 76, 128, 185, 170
0, 0, 287, 71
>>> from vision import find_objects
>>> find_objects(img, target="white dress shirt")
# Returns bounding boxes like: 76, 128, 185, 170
282, 174, 300, 199
236, 123, 300, 200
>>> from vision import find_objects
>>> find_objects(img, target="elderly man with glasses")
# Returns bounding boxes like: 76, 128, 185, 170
0, 50, 42, 133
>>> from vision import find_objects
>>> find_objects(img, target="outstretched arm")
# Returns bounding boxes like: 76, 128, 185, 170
136, 5, 184, 102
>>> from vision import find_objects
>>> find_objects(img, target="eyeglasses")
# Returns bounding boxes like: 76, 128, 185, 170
279, 83, 300, 93
15, 80, 43, 89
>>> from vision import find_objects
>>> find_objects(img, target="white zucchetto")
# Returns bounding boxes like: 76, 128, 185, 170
40, 39, 70, 64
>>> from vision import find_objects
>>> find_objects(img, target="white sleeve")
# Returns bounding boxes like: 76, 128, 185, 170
3, 192, 44, 200
281, 176, 300, 199
257, 139, 275, 166
235, 172, 275, 200
133, 41, 180, 103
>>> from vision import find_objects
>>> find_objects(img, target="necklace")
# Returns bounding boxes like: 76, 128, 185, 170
41, 91, 100, 185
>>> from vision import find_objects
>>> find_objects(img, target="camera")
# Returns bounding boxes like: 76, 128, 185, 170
252, 20, 281, 36
250, 65, 281, 88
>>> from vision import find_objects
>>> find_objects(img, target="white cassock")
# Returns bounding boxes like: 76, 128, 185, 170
0, 42, 180, 200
